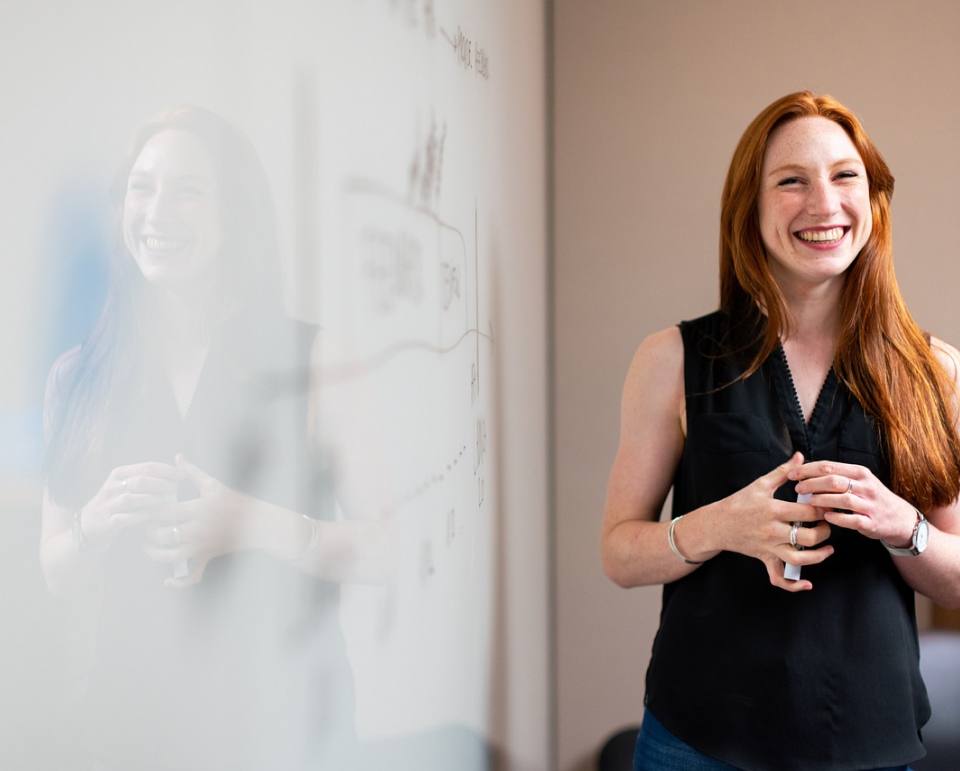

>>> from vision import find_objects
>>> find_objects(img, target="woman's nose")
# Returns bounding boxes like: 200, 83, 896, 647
144, 187, 176, 223
806, 179, 840, 217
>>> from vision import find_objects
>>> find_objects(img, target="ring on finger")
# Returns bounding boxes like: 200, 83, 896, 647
846, 478, 854, 495
790, 524, 800, 549
121, 478, 128, 490
172, 525, 181, 546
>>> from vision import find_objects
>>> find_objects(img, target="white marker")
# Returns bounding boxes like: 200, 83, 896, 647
163, 493, 190, 579
784, 492, 812, 581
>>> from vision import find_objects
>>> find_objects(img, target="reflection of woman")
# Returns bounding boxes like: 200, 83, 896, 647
602, 92, 960, 770
41, 107, 391, 770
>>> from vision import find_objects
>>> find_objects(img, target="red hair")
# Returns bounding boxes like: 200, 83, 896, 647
720, 91, 960, 510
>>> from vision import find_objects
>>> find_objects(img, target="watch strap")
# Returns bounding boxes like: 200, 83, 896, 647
881, 508, 924, 557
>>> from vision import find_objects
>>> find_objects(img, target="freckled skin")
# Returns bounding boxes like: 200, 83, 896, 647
758, 117, 872, 296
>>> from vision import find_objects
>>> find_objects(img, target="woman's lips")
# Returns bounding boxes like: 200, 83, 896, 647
795, 226, 847, 244
143, 235, 189, 252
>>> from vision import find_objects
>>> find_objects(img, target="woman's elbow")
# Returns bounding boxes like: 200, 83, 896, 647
600, 542, 636, 589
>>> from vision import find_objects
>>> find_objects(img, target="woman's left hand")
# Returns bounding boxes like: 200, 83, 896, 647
789, 460, 918, 547
144, 454, 253, 588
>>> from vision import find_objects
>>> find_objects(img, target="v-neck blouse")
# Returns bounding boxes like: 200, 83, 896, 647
57, 312, 357, 770
643, 309, 928, 771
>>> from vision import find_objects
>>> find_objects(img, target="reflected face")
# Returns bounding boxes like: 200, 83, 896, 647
758, 116, 872, 291
123, 130, 222, 290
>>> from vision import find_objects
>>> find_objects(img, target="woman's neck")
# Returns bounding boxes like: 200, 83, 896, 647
778, 276, 844, 346
145, 289, 213, 417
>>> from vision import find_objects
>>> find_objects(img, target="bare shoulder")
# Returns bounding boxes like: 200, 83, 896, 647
621, 326, 684, 429
625, 326, 682, 379
624, 326, 683, 396
930, 335, 960, 382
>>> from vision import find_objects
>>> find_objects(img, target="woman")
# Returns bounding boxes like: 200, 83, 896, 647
601, 92, 960, 771
41, 107, 393, 770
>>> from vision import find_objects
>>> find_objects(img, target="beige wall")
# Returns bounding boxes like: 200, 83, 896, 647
553, 1, 960, 769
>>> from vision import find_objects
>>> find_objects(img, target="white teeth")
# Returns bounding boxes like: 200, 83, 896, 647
797, 227, 845, 243
144, 236, 187, 251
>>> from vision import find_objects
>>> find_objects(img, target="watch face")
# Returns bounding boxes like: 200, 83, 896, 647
915, 519, 929, 553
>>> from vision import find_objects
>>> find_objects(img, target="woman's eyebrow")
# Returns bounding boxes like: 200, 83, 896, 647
766, 157, 865, 177
127, 171, 212, 185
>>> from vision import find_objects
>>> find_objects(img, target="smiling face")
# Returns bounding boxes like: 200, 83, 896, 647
123, 129, 222, 292
758, 116, 872, 294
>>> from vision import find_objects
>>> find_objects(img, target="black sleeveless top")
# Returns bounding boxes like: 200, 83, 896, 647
53, 312, 357, 770
644, 310, 929, 771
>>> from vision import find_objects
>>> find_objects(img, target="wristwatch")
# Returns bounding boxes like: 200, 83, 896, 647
881, 508, 928, 557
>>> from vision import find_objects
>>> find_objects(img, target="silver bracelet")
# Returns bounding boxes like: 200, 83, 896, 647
668, 515, 704, 565
289, 515, 320, 562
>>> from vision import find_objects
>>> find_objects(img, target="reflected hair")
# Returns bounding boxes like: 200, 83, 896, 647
719, 91, 960, 510
45, 107, 283, 501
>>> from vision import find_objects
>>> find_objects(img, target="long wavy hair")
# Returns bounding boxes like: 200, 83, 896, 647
719, 91, 960, 511
44, 106, 284, 503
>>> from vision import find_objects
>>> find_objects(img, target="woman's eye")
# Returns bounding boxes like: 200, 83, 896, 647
777, 177, 802, 187
836, 171, 860, 180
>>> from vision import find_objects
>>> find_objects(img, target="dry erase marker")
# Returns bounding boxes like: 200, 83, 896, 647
163, 492, 191, 579
784, 492, 811, 581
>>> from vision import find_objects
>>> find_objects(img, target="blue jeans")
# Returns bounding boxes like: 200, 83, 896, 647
633, 710, 912, 771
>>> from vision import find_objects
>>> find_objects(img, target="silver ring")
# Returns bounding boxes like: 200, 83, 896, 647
846, 478, 854, 495
172, 525, 181, 546
121, 479, 128, 489
790, 524, 799, 549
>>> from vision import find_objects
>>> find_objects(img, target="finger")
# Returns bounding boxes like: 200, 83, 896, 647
790, 460, 860, 483
175, 454, 212, 487
118, 492, 172, 512
762, 452, 805, 492
779, 542, 834, 566
108, 511, 151, 530
823, 510, 872, 534
764, 558, 812, 592
144, 543, 192, 563
164, 555, 210, 589
145, 523, 185, 547
122, 476, 180, 496
793, 522, 832, 548
114, 462, 183, 482
154, 501, 201, 522
778, 501, 824, 524
795, 472, 859, 499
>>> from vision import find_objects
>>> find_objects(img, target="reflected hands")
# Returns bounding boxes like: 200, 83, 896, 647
81, 462, 182, 549
145, 454, 252, 588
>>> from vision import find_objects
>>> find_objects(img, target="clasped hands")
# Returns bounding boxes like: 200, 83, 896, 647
721, 452, 920, 592
81, 455, 253, 588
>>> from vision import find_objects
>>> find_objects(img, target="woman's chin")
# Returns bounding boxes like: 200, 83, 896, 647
135, 254, 207, 293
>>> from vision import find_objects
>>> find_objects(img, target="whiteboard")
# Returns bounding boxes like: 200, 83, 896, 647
0, 1, 550, 769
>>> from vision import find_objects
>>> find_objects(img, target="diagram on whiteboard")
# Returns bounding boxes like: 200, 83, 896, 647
309, 0, 499, 742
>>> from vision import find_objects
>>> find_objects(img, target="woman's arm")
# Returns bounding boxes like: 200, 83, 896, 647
40, 463, 180, 596
601, 327, 832, 591
793, 337, 960, 607
144, 454, 397, 588
145, 329, 398, 589
39, 349, 179, 596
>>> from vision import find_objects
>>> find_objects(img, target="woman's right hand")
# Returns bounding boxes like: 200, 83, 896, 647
716, 452, 834, 591
78, 462, 182, 550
